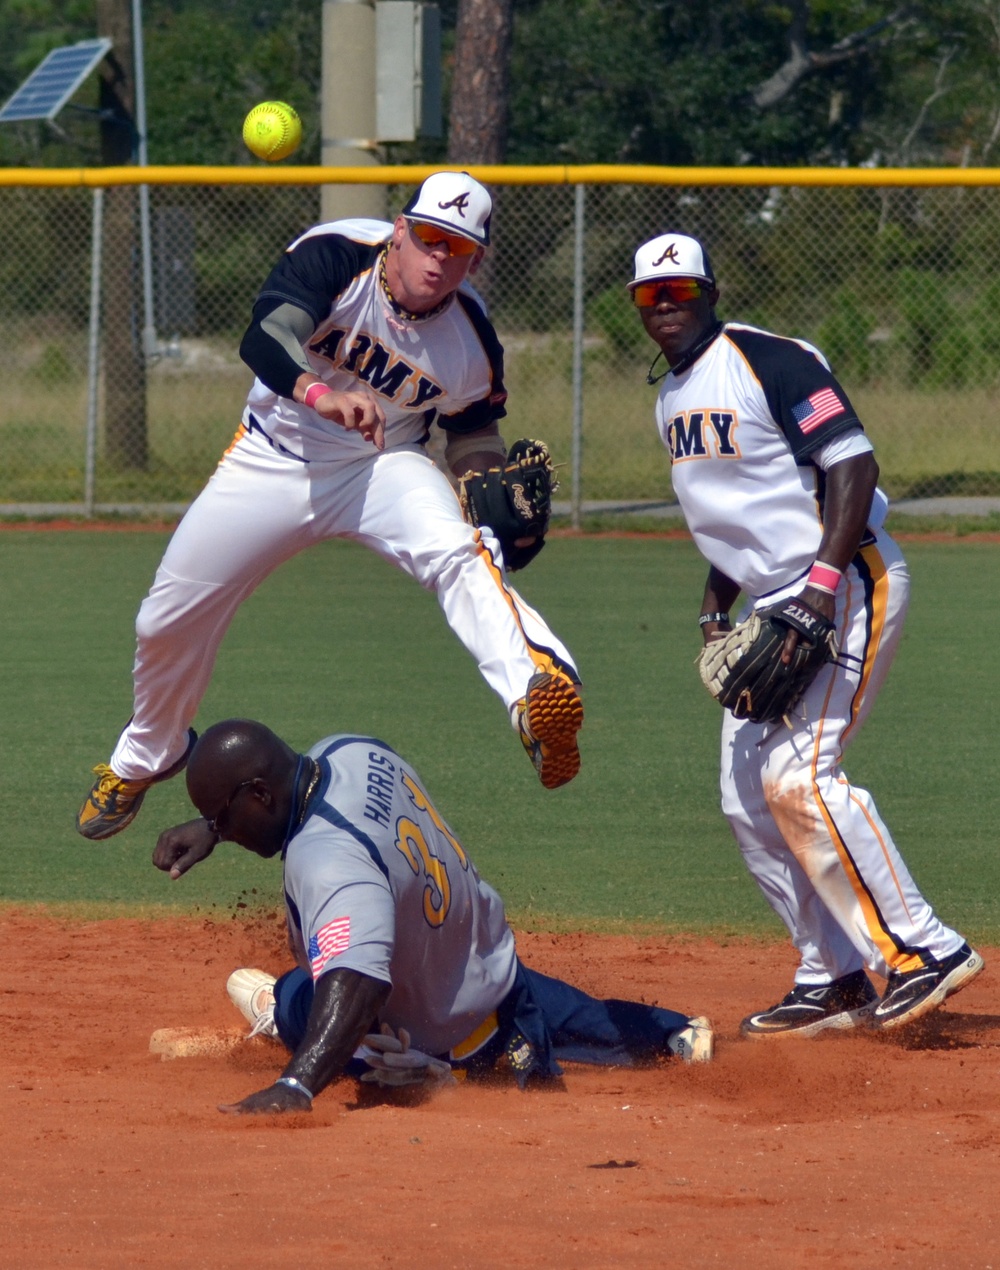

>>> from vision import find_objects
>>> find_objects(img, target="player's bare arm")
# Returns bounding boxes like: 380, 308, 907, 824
219, 967, 390, 1115
700, 567, 740, 644
809, 450, 880, 585
152, 818, 217, 880
779, 451, 880, 663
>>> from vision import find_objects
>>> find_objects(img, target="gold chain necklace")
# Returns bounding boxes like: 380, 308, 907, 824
378, 246, 452, 323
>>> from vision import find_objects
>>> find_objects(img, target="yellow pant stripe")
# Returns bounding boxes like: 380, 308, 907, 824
222, 421, 247, 459
809, 542, 925, 973
472, 530, 565, 679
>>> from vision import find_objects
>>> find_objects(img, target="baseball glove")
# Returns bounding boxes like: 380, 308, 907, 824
457, 439, 557, 571
696, 596, 838, 725
356, 1024, 456, 1088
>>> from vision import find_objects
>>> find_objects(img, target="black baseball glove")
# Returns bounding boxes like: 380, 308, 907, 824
696, 596, 838, 725
457, 439, 557, 571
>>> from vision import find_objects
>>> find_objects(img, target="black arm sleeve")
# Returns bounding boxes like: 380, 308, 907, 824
239, 301, 317, 399
238, 232, 382, 399
724, 327, 863, 462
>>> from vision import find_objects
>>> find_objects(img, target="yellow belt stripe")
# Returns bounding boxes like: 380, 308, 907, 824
450, 1010, 499, 1061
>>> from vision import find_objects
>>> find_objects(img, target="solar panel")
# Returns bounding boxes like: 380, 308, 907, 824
0, 38, 113, 124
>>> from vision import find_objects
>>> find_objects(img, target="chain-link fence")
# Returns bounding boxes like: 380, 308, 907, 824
2, 167, 999, 515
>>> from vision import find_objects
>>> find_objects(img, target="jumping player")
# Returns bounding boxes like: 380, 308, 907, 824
630, 231, 983, 1036
77, 173, 582, 842
152, 719, 713, 1113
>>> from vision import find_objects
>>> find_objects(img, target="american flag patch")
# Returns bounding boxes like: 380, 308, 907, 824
308, 916, 351, 978
791, 387, 845, 434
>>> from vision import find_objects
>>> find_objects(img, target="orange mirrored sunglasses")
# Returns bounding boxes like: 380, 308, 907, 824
408, 220, 479, 256
631, 278, 708, 306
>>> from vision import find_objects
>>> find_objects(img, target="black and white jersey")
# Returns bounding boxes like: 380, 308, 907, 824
243, 219, 507, 462
656, 322, 868, 598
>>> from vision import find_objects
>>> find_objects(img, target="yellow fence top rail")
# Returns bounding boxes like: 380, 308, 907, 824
3, 163, 1000, 188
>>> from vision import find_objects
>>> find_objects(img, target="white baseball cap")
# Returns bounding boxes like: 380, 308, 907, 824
402, 171, 493, 246
628, 233, 715, 289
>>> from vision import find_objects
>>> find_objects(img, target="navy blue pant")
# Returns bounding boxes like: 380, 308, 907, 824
273, 961, 690, 1082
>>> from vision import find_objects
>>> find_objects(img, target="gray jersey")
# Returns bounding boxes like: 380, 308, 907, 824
282, 735, 517, 1055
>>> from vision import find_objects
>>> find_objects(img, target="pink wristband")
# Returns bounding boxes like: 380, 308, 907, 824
303, 381, 330, 410
807, 561, 842, 595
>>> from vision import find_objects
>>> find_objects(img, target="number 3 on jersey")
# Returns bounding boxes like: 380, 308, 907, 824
394, 770, 470, 927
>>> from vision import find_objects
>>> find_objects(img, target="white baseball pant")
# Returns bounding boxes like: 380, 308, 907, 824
720, 529, 964, 983
110, 431, 577, 779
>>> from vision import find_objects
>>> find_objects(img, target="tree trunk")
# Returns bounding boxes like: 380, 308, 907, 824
447, 0, 513, 164
97, 0, 148, 470
447, 0, 513, 298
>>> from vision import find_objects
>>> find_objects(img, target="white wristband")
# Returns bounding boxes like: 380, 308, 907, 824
275, 1075, 314, 1101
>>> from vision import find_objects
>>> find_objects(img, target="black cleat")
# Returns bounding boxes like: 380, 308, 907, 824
873, 943, 984, 1030
741, 969, 878, 1039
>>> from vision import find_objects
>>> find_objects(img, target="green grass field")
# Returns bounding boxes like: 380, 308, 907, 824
1, 531, 997, 940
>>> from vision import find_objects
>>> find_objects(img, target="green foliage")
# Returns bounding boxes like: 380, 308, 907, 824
143, 1, 322, 165
29, 341, 78, 385
3, 0, 1000, 170
816, 285, 878, 381
588, 284, 647, 359
0, 0, 322, 169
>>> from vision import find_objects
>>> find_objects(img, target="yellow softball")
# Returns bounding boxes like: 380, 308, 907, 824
242, 101, 303, 162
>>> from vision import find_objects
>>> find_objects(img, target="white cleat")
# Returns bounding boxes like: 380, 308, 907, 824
668, 1015, 715, 1063
226, 967, 279, 1039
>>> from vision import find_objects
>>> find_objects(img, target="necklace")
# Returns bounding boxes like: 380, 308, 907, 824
281, 756, 322, 852
378, 247, 452, 323
296, 758, 322, 830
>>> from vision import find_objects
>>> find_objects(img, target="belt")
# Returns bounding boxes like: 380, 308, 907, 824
449, 1010, 499, 1062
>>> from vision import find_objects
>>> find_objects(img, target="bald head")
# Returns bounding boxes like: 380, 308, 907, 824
187, 720, 300, 853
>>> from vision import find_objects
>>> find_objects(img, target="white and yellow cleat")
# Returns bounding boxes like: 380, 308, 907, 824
226, 968, 279, 1039
517, 671, 583, 789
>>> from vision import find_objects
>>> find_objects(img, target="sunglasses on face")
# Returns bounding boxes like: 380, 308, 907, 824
407, 220, 479, 257
205, 778, 257, 835
631, 278, 708, 307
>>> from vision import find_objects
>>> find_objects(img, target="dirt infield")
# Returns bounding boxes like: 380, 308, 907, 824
2, 910, 998, 1268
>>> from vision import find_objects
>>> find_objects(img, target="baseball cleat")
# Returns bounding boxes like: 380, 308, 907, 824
76, 728, 197, 841
227, 968, 279, 1039
517, 671, 583, 789
740, 969, 878, 1039
667, 1016, 714, 1063
873, 942, 984, 1030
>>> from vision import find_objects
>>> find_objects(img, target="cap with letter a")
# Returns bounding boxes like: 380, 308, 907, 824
629, 233, 715, 289
402, 171, 493, 246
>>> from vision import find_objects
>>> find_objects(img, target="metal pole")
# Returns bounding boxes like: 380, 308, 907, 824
321, 0, 381, 221
85, 188, 105, 517
570, 183, 585, 529
132, 0, 158, 358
